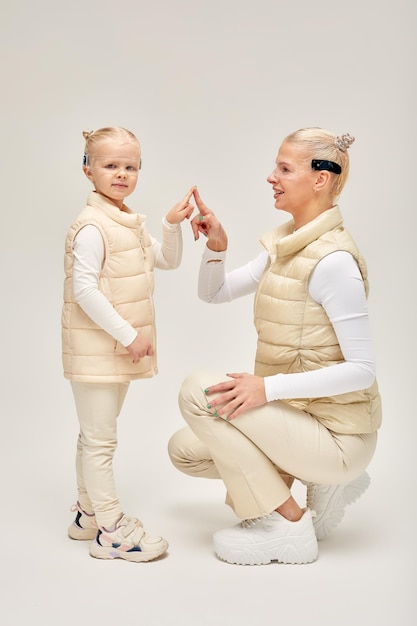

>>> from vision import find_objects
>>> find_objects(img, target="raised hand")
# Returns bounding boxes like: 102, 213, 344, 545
165, 186, 196, 224
191, 187, 228, 251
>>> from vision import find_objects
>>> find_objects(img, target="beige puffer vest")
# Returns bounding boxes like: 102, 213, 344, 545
62, 191, 157, 382
254, 206, 381, 434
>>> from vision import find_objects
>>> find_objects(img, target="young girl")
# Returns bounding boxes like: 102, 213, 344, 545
63, 126, 194, 562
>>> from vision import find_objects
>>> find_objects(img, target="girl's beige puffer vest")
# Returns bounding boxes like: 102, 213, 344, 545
62, 191, 157, 383
254, 205, 381, 434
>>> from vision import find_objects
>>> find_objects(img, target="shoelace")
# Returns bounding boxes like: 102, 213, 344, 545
241, 514, 274, 528
70, 502, 95, 517
241, 509, 315, 528
306, 485, 318, 509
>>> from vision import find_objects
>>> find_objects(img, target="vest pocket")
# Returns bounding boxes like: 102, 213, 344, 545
114, 340, 127, 354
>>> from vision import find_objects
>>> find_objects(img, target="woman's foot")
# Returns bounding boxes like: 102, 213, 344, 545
213, 508, 318, 565
305, 472, 371, 540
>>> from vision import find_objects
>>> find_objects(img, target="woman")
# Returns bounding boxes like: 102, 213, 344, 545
168, 127, 381, 565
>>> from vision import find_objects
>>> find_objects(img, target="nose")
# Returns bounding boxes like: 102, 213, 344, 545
116, 167, 128, 178
267, 169, 277, 184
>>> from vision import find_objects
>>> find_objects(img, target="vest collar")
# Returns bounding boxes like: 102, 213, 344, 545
260, 205, 343, 259
87, 191, 146, 227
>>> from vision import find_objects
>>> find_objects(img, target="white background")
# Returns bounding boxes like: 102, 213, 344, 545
1, 1, 415, 624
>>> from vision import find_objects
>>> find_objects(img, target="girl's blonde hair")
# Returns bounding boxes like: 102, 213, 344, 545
284, 127, 355, 199
82, 126, 140, 165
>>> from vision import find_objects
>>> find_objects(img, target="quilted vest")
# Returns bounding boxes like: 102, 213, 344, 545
62, 191, 157, 382
254, 206, 381, 434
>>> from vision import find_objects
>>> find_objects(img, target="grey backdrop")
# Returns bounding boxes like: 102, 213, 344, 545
1, 1, 414, 624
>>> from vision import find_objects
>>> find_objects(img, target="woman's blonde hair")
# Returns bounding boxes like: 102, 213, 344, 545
284, 127, 355, 199
82, 126, 140, 165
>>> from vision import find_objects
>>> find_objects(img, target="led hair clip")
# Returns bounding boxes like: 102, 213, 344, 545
311, 159, 341, 175
82, 154, 142, 169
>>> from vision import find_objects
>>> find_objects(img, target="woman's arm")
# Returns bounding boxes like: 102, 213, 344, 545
198, 248, 268, 302
264, 251, 376, 400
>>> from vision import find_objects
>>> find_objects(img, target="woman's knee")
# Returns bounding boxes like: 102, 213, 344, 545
179, 369, 226, 414
167, 427, 189, 469
167, 426, 219, 479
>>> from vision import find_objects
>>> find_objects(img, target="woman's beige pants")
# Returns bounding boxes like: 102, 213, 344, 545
168, 370, 377, 520
71, 381, 129, 528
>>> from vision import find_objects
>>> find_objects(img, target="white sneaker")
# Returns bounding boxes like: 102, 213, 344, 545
305, 471, 371, 540
68, 502, 98, 540
213, 509, 318, 565
89, 514, 168, 562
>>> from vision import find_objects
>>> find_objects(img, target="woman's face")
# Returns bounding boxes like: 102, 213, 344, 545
267, 141, 318, 218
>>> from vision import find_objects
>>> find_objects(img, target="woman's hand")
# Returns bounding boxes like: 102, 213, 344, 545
191, 187, 228, 251
126, 334, 154, 364
205, 372, 267, 420
165, 187, 196, 224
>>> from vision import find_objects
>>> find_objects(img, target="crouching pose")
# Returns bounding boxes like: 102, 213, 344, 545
168, 127, 381, 565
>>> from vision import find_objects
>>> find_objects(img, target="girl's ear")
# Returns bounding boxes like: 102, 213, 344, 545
83, 165, 94, 182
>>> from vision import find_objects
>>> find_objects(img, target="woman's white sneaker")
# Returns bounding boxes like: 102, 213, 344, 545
305, 471, 371, 540
213, 509, 318, 565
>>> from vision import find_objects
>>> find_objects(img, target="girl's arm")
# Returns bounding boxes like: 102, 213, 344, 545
153, 186, 195, 269
151, 219, 183, 269
72, 225, 137, 347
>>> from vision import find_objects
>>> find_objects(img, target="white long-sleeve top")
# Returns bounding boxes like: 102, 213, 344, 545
198, 246, 376, 402
72, 219, 182, 347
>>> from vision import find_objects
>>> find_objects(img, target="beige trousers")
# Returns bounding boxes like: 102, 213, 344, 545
71, 381, 129, 528
168, 370, 377, 520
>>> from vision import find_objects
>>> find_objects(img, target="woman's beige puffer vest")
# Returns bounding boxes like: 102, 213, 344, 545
62, 191, 157, 383
254, 205, 381, 434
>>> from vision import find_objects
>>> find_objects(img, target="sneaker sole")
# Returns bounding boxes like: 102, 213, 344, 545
89, 540, 169, 562
314, 472, 371, 541
213, 536, 318, 566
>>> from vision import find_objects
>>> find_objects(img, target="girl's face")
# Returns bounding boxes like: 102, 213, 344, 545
266, 141, 320, 221
84, 139, 141, 208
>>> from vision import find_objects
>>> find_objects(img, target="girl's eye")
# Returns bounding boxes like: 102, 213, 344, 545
126, 165, 137, 172
105, 163, 117, 169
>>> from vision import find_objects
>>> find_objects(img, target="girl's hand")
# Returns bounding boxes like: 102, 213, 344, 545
126, 334, 154, 364
191, 187, 228, 251
205, 372, 267, 420
165, 187, 196, 224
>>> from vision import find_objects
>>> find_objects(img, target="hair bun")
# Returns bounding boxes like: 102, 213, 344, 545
335, 133, 355, 152
82, 129, 94, 140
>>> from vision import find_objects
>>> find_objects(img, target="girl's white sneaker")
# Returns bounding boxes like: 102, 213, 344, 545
89, 514, 168, 562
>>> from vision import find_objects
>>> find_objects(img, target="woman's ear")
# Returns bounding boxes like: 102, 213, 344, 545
314, 170, 331, 192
